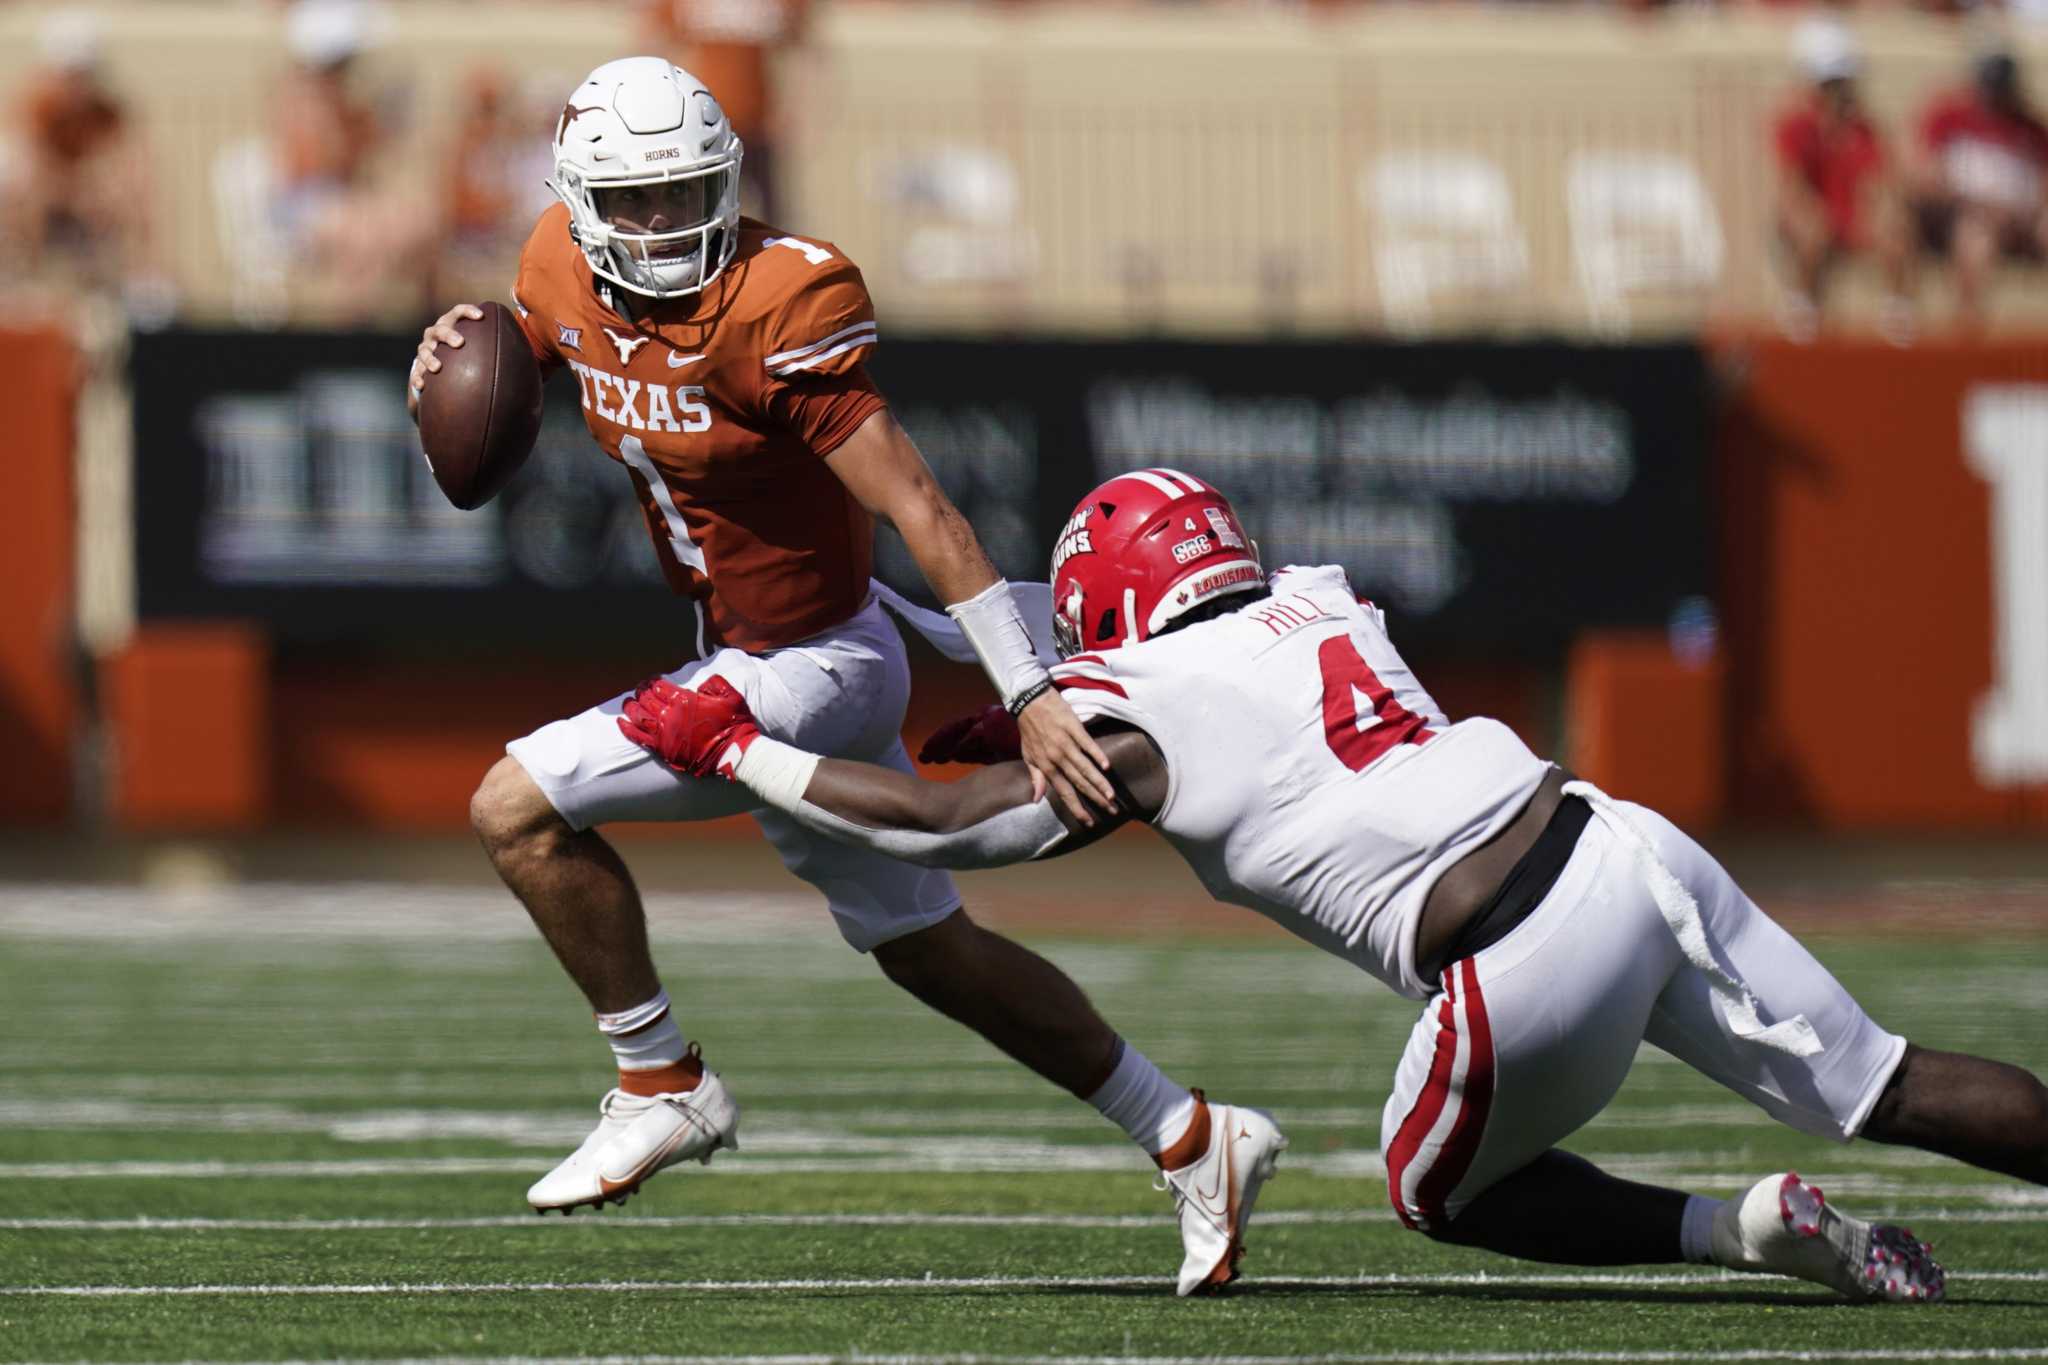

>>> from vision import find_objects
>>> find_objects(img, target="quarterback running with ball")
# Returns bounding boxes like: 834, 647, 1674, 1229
405, 58, 1245, 1290
620, 466, 2048, 1301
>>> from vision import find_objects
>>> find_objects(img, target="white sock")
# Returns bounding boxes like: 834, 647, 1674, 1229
1680, 1194, 1724, 1264
595, 989, 686, 1071
1085, 1039, 1197, 1156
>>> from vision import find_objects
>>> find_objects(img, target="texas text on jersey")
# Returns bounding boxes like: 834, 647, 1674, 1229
510, 202, 884, 654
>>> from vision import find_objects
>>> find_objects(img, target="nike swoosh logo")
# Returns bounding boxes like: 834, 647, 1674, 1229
1192, 1151, 1231, 1222
666, 352, 706, 369
597, 1126, 691, 1196
596, 1106, 709, 1194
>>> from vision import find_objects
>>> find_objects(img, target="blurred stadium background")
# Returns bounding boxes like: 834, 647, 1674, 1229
4, 0, 2048, 1352
3, 0, 2046, 849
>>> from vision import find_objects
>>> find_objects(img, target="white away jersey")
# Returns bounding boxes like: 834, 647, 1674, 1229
1050, 566, 1548, 999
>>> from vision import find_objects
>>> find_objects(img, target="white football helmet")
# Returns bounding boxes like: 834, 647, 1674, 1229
548, 57, 744, 300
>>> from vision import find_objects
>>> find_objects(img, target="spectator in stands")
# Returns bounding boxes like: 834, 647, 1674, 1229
1771, 19, 1912, 343
267, 0, 431, 321
1909, 45, 2048, 328
0, 8, 169, 315
433, 65, 558, 302
642, 0, 811, 222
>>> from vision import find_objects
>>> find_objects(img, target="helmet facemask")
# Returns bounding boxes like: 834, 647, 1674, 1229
549, 57, 744, 301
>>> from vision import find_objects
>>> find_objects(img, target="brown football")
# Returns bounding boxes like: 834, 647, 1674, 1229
417, 301, 544, 510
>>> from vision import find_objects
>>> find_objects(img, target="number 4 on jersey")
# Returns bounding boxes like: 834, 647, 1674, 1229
1318, 636, 1431, 772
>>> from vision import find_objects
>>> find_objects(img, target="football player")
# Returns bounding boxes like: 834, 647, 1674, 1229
621, 466, 2048, 1302
405, 58, 1235, 1278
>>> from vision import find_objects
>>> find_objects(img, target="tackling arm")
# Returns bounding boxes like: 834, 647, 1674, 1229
616, 676, 1164, 869
791, 727, 1164, 868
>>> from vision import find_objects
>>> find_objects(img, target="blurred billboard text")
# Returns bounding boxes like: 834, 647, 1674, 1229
132, 331, 1709, 658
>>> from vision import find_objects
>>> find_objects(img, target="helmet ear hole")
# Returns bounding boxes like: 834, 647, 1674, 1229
1095, 608, 1118, 643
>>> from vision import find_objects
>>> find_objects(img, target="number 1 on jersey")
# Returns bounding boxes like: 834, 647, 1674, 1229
1318, 636, 1431, 772
619, 434, 708, 576
764, 236, 833, 266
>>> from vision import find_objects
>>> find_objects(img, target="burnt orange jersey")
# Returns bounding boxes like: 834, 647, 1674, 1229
510, 204, 885, 653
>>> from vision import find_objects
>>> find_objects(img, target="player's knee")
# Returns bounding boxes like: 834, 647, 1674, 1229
1384, 1189, 1424, 1234
470, 756, 561, 859
872, 908, 971, 997
1383, 1188, 1463, 1243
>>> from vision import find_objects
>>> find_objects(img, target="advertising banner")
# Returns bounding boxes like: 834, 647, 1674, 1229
132, 332, 1710, 656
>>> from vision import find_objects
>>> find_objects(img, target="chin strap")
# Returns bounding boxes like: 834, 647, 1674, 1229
1563, 781, 1822, 1058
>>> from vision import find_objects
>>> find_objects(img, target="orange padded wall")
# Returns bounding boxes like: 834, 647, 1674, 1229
1714, 335, 2048, 830
0, 328, 79, 824
105, 623, 271, 830
1567, 632, 1726, 832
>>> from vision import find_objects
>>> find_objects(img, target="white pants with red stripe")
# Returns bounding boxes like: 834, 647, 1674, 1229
1379, 798, 1906, 1231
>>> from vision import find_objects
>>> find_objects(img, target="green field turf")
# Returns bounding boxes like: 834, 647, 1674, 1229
2, 871, 2046, 1364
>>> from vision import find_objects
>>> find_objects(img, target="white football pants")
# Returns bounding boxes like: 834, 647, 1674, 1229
1380, 798, 1906, 1230
506, 594, 961, 952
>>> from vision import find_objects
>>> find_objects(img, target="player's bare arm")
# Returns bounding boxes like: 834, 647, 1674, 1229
809, 723, 1165, 859
405, 302, 485, 423
618, 675, 1163, 865
822, 409, 1118, 823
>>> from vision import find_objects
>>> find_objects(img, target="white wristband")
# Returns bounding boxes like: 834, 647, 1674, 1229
945, 579, 1051, 710
731, 736, 822, 813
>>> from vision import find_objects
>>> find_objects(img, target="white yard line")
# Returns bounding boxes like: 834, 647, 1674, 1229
4, 1271, 2047, 1300
0, 1152, 1394, 1177
0, 1100, 1390, 1138
0, 1153, 2029, 1193
0, 887, 824, 945
12, 1354, 2048, 1365
4, 1212, 1366, 1232
3, 1207, 2042, 1233
0, 1099, 1794, 1138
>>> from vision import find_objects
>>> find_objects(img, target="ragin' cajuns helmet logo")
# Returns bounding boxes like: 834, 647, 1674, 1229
1050, 503, 1095, 577
1049, 504, 1097, 658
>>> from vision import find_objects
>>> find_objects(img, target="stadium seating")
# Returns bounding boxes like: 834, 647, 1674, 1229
0, 4, 2043, 334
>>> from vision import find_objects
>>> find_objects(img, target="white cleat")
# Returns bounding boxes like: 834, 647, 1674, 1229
526, 1064, 740, 1215
1712, 1171, 1946, 1303
1157, 1092, 1288, 1296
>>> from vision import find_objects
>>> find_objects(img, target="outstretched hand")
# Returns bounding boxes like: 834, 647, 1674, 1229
617, 675, 763, 779
918, 704, 1023, 766
1016, 688, 1117, 826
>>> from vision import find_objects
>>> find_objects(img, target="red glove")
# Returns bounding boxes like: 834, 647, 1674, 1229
917, 703, 1024, 766
617, 675, 763, 780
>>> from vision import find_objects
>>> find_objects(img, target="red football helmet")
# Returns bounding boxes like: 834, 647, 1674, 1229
1049, 467, 1264, 658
